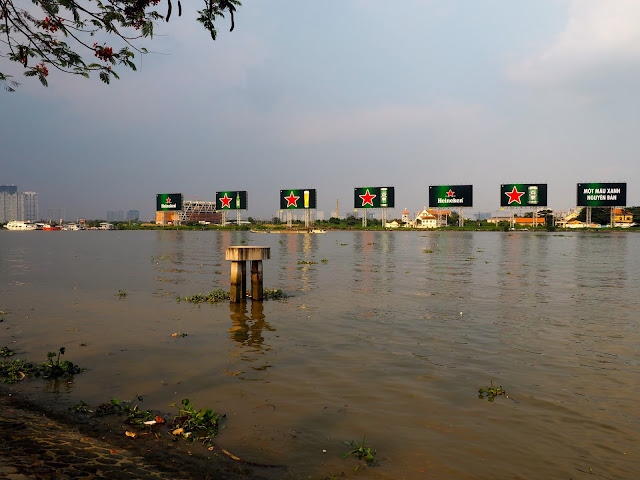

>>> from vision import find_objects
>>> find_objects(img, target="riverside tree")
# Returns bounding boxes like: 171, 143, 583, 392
0, 0, 240, 91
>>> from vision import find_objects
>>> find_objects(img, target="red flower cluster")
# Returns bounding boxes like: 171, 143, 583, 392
93, 43, 114, 62
35, 62, 49, 77
40, 16, 62, 33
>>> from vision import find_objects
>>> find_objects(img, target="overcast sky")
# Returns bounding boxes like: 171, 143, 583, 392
2, 0, 640, 220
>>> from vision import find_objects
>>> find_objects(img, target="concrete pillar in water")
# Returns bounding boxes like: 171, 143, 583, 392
226, 246, 270, 303
251, 260, 263, 301
229, 260, 246, 302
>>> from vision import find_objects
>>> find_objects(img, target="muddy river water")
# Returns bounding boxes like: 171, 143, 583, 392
1, 230, 639, 479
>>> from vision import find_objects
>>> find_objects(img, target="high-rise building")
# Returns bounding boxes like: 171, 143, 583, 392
0, 185, 19, 223
107, 210, 125, 222
22, 192, 39, 222
126, 210, 140, 221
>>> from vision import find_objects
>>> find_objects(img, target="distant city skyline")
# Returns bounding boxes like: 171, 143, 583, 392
0, 185, 39, 223
3, 1, 640, 219
0, 182, 633, 223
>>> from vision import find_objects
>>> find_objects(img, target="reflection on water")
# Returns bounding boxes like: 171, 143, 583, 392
1, 230, 640, 479
277, 233, 319, 292
228, 301, 274, 349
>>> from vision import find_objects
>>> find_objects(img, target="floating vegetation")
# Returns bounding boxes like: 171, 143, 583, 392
170, 398, 223, 445
70, 400, 93, 414
423, 249, 433, 253
263, 288, 288, 300
115, 289, 127, 298
342, 435, 377, 472
178, 289, 287, 303
95, 396, 156, 426
0, 347, 84, 383
0, 358, 38, 383
177, 289, 230, 304
80, 397, 221, 446
1, 346, 15, 357
321, 258, 329, 263
478, 381, 507, 402
41, 347, 84, 379
297, 260, 317, 265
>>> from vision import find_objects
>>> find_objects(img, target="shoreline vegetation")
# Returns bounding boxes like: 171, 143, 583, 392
5, 220, 634, 232
0, 385, 270, 480
4, 206, 640, 232
133, 223, 636, 232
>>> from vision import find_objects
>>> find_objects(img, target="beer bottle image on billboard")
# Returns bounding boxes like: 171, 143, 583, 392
280, 189, 317, 209
500, 184, 548, 207
216, 191, 247, 210
354, 187, 395, 208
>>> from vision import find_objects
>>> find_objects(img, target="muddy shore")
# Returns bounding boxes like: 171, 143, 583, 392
0, 387, 272, 480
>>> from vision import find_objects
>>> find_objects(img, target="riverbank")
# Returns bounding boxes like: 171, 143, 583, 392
0, 387, 268, 480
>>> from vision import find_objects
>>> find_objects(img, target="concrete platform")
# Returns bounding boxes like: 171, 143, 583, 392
225, 247, 270, 261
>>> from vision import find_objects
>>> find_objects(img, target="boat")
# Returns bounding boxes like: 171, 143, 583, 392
276, 229, 327, 234
41, 224, 61, 231
62, 223, 84, 231
4, 221, 36, 231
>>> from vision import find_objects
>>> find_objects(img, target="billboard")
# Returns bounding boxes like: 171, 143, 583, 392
156, 193, 183, 211
216, 191, 247, 210
577, 183, 626, 207
429, 185, 473, 207
354, 187, 395, 208
280, 189, 317, 209
500, 184, 548, 207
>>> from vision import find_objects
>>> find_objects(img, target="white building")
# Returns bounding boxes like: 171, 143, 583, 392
401, 209, 411, 225
415, 207, 438, 228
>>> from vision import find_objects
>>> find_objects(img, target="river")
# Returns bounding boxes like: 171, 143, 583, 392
1, 230, 638, 479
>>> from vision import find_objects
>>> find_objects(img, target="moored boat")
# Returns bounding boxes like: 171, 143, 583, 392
4, 221, 36, 231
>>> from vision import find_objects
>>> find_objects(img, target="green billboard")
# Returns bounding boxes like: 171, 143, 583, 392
280, 189, 317, 209
429, 185, 473, 207
577, 183, 626, 207
216, 191, 247, 210
500, 184, 548, 207
354, 187, 395, 208
156, 193, 183, 211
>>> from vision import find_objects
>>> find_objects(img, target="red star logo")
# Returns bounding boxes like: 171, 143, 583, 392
505, 186, 525, 205
285, 191, 300, 208
359, 189, 377, 207
166, 196, 172, 203
446, 189, 455, 198
219, 193, 232, 208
